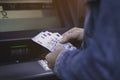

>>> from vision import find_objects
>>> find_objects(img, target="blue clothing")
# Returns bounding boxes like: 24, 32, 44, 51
54, 0, 120, 80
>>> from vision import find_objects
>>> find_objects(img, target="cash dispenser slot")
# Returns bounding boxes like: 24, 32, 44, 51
0, 29, 68, 80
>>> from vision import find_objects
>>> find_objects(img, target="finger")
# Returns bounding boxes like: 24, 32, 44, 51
60, 28, 75, 43
60, 33, 71, 43
61, 29, 78, 43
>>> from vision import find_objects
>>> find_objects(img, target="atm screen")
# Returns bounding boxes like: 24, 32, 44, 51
0, 0, 63, 32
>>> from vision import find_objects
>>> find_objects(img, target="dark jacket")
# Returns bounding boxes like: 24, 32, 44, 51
54, 0, 120, 80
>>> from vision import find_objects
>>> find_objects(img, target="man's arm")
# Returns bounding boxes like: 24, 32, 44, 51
45, 27, 112, 80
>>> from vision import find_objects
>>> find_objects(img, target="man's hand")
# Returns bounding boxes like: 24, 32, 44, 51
60, 27, 84, 44
45, 44, 64, 70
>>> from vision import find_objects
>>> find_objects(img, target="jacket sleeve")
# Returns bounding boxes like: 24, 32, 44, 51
54, 46, 113, 80
53, 0, 116, 80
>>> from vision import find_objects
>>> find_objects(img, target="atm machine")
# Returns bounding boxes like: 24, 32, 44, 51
0, 0, 85, 80
0, 29, 65, 80
0, 0, 66, 80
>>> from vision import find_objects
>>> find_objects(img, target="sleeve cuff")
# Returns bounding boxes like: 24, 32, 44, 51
54, 48, 77, 79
